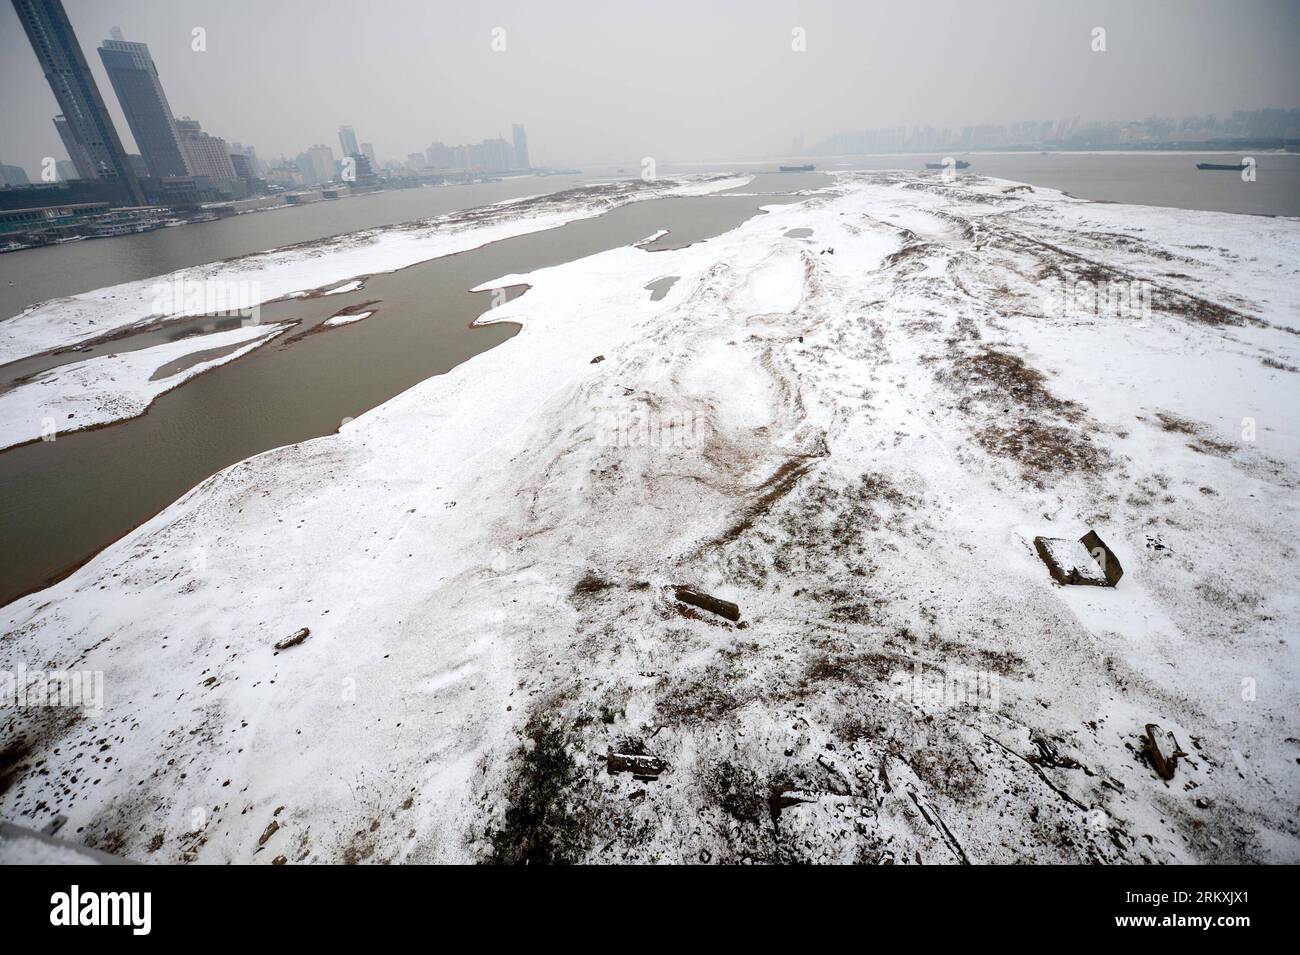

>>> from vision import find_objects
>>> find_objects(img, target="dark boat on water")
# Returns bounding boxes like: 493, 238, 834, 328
778, 163, 815, 172
925, 160, 970, 170
1196, 161, 1247, 170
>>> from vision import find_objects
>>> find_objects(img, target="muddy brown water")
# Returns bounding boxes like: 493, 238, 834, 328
0, 191, 806, 608
0, 176, 593, 324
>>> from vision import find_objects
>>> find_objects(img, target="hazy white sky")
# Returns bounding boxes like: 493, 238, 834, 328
2, 0, 1298, 173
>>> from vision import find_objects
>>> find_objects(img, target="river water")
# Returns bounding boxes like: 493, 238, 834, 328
6, 151, 1292, 323
672, 151, 1300, 217
1, 151, 1294, 605
0, 188, 811, 606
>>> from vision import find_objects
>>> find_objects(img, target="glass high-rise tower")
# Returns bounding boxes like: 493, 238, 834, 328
98, 32, 193, 179
11, 0, 145, 204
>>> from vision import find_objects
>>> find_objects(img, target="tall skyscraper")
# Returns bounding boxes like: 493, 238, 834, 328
11, 0, 145, 204
338, 125, 360, 158
512, 124, 530, 170
98, 31, 192, 179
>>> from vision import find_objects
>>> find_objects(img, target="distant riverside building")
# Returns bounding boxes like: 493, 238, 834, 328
424, 130, 529, 174
229, 143, 263, 177
512, 124, 530, 169
425, 142, 453, 169
482, 137, 513, 172
361, 142, 377, 166
0, 163, 32, 187
12, 0, 144, 203
264, 164, 303, 188
297, 144, 336, 184
228, 151, 264, 193
347, 153, 378, 185
55, 159, 79, 180
98, 32, 192, 179
338, 126, 360, 159
176, 118, 237, 181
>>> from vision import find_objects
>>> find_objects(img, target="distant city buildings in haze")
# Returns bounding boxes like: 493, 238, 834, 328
11, 0, 144, 203
338, 125, 360, 159
417, 125, 532, 175
297, 144, 336, 185
4, 2, 538, 212
98, 28, 193, 179
512, 124, 530, 171
804, 109, 1300, 156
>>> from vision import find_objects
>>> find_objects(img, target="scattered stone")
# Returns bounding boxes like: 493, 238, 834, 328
271, 854, 287, 865
590, 355, 605, 364
607, 751, 669, 779
1143, 723, 1188, 781
258, 819, 280, 846
273, 627, 310, 650
1034, 530, 1123, 586
674, 585, 741, 622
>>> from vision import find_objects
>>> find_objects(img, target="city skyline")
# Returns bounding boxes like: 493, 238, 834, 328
4, 0, 535, 204
3, 0, 1299, 180
10, 0, 144, 202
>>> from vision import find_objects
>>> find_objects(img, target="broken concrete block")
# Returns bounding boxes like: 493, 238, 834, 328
273, 627, 310, 650
1034, 530, 1123, 587
606, 751, 668, 779
1080, 530, 1123, 586
674, 585, 741, 622
1143, 723, 1188, 781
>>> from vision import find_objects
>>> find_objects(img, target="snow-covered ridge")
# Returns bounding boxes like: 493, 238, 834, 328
1, 172, 1297, 864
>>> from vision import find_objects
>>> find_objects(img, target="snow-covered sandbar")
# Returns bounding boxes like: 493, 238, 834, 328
1, 172, 1297, 865
0, 175, 752, 367
0, 322, 287, 451
0, 176, 750, 451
